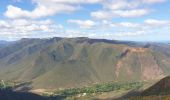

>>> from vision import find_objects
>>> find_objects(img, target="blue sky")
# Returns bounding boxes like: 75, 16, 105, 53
0, 0, 170, 41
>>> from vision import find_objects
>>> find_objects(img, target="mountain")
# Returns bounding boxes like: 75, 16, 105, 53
125, 76, 170, 100
0, 40, 10, 48
0, 37, 170, 90
142, 76, 170, 96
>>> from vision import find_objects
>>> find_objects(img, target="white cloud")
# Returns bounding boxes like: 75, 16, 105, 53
0, 20, 10, 28
144, 19, 170, 26
33, 0, 103, 4
113, 31, 146, 37
0, 19, 169, 41
103, 19, 170, 29
5, 0, 104, 19
103, 0, 138, 10
91, 11, 112, 20
7, 19, 57, 33
91, 9, 150, 19
64, 18, 170, 39
91, 0, 166, 19
1, 17, 170, 40
68, 19, 96, 29
142, 0, 166, 4
103, 0, 166, 10
0, 0, 168, 41
5, 4, 77, 19
4, 0, 166, 19
113, 9, 150, 17
99, 20, 140, 28
114, 22, 140, 28
0, 19, 64, 39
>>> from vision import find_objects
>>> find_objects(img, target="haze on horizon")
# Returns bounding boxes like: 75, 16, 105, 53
0, 0, 170, 42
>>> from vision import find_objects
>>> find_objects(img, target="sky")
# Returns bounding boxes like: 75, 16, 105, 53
0, 0, 170, 42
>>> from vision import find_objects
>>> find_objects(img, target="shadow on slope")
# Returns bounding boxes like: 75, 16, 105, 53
113, 90, 141, 100
114, 76, 170, 100
142, 76, 170, 96
0, 89, 48, 100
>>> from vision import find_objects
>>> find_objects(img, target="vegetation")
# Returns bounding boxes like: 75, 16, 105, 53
0, 80, 48, 100
0, 80, 14, 91
51, 82, 143, 98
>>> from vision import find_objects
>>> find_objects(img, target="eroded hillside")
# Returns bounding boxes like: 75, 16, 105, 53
0, 37, 170, 90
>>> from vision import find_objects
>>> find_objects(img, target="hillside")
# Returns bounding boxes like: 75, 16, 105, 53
0, 90, 47, 100
124, 76, 170, 100
0, 37, 170, 90
142, 76, 170, 96
0, 40, 10, 48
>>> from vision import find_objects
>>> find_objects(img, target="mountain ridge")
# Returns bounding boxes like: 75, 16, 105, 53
0, 37, 170, 90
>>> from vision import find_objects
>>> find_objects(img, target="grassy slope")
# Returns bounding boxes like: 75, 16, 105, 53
0, 38, 170, 89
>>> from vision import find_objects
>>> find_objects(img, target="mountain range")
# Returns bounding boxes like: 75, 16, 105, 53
0, 37, 170, 90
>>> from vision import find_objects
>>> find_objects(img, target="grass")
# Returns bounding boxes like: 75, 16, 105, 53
46, 81, 144, 99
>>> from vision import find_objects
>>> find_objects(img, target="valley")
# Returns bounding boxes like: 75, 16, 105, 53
1, 37, 170, 99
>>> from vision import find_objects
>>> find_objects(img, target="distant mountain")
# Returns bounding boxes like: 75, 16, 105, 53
0, 40, 10, 48
0, 37, 170, 90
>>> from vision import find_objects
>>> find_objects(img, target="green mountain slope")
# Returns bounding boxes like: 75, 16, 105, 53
0, 37, 170, 89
